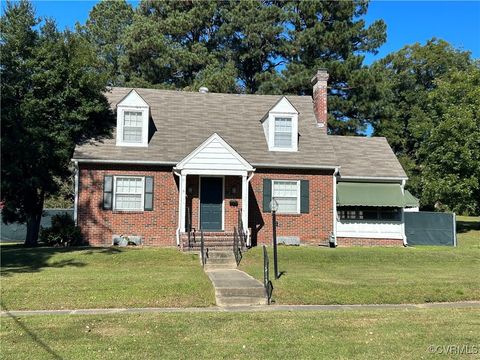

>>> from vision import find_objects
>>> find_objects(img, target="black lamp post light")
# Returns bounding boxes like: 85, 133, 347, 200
270, 197, 280, 279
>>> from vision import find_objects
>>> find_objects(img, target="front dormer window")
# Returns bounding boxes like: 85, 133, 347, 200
263, 96, 299, 152
116, 89, 150, 147
274, 117, 293, 148
123, 111, 143, 143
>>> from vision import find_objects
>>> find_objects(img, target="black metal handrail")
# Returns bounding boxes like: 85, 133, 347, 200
233, 227, 242, 265
263, 245, 273, 304
200, 230, 207, 267
237, 208, 246, 248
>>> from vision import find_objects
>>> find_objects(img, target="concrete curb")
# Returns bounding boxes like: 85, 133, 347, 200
2, 301, 479, 317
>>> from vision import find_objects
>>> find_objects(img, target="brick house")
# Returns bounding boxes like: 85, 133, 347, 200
72, 70, 417, 248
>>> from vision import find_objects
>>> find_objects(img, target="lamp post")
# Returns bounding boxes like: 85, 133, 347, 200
270, 198, 279, 279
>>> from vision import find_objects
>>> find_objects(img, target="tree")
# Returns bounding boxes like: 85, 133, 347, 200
77, 0, 134, 86
271, 0, 387, 134
1, 1, 114, 246
121, 0, 239, 92
371, 39, 474, 204
116, 0, 387, 127
419, 68, 480, 214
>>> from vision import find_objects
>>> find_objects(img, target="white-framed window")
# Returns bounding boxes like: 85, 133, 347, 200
123, 111, 143, 143
272, 180, 300, 214
264, 97, 298, 152
274, 117, 293, 148
113, 176, 144, 211
116, 90, 150, 147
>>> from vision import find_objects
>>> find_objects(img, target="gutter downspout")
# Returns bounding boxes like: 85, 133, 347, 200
332, 167, 339, 247
173, 169, 181, 246
73, 161, 79, 226
400, 179, 407, 247
246, 170, 255, 247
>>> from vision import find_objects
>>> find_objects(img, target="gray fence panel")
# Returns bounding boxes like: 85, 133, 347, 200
405, 211, 455, 246
1, 209, 74, 242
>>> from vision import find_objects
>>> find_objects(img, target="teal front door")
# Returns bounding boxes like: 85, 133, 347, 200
200, 177, 223, 231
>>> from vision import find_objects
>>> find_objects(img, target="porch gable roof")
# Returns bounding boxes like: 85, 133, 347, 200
174, 133, 254, 175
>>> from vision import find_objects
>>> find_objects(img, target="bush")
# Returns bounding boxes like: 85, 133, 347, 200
40, 214, 83, 247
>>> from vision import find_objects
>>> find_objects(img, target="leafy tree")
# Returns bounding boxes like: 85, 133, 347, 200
77, 0, 134, 86
419, 69, 480, 214
1, 1, 113, 246
372, 39, 474, 203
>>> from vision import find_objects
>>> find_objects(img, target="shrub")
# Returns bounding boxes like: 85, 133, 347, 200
40, 213, 83, 247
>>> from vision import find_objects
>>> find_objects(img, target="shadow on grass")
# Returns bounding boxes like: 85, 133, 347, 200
1, 300, 63, 359
456, 220, 480, 234
0, 245, 122, 277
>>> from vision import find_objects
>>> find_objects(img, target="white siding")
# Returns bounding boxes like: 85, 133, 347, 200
336, 220, 404, 239
182, 138, 246, 171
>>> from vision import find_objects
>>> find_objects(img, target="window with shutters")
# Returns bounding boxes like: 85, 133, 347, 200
123, 111, 143, 143
272, 180, 300, 214
114, 176, 144, 211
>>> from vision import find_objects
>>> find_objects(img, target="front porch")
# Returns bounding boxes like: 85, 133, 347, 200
173, 133, 255, 249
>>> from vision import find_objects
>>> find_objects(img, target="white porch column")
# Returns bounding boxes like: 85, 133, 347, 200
241, 174, 250, 245
179, 173, 187, 233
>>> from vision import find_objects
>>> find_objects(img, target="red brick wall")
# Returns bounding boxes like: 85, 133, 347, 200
78, 165, 335, 247
78, 164, 178, 246
186, 175, 242, 232
248, 169, 334, 246
336, 237, 404, 247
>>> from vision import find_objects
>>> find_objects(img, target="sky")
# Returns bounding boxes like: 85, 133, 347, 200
18, 0, 480, 64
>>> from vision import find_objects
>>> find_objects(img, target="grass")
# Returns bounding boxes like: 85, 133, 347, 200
240, 216, 480, 305
1, 245, 215, 310
456, 215, 480, 249
1, 308, 479, 359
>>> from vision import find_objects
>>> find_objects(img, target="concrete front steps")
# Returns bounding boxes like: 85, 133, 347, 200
205, 251, 267, 307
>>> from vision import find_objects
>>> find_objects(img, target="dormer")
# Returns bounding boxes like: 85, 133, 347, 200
262, 96, 299, 152
116, 89, 150, 147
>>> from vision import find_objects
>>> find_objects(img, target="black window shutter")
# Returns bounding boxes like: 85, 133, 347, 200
144, 176, 154, 211
103, 175, 113, 210
300, 180, 309, 214
263, 179, 272, 212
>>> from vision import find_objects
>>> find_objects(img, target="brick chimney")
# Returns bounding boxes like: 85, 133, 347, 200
311, 69, 329, 133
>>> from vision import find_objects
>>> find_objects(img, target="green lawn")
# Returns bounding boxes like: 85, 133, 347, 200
240, 216, 480, 305
1, 246, 215, 310
1, 308, 479, 359
456, 215, 480, 249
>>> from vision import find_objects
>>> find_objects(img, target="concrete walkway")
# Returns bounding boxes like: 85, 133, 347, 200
205, 268, 266, 306
2, 301, 479, 317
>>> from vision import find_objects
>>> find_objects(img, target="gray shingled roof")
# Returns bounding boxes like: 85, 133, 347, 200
73, 87, 407, 178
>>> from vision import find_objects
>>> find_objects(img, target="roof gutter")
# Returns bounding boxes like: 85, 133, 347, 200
72, 158, 178, 166
339, 175, 408, 181
252, 163, 339, 170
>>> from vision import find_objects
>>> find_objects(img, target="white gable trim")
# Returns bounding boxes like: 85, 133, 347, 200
175, 133, 254, 174
263, 96, 299, 152
116, 89, 150, 147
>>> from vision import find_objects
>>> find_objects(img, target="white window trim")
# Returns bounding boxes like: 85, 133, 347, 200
272, 179, 301, 214
113, 175, 145, 212
116, 106, 149, 147
268, 113, 298, 152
